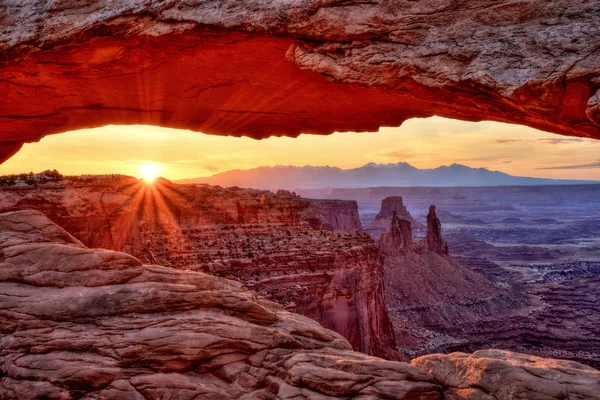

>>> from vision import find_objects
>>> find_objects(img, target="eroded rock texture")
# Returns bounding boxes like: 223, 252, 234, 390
366, 196, 423, 239
413, 349, 600, 400
0, 176, 399, 360
0, 1, 599, 162
379, 212, 414, 256
2, 210, 598, 400
421, 205, 448, 255
300, 199, 362, 233
378, 205, 523, 357
0, 209, 443, 399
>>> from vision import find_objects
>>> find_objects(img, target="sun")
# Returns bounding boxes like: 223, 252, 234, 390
139, 164, 160, 182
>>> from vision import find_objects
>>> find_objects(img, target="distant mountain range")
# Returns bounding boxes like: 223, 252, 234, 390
176, 162, 598, 189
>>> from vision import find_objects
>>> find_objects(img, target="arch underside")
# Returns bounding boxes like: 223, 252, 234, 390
0, 0, 599, 163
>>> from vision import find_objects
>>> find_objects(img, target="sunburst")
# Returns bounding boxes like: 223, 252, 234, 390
139, 164, 160, 182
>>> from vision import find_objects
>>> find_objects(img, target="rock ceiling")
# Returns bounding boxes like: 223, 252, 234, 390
0, 0, 599, 163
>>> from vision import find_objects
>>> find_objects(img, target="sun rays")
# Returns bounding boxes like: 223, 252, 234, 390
106, 177, 192, 263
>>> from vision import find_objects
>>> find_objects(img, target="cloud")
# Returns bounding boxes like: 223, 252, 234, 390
536, 160, 600, 170
495, 138, 587, 145
536, 138, 585, 145
494, 139, 523, 144
203, 165, 219, 173
502, 160, 513, 164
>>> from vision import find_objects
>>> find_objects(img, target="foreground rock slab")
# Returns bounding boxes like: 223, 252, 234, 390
413, 349, 600, 400
0, 210, 439, 399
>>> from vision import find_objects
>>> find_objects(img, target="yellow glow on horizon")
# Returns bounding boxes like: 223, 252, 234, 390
0, 117, 599, 181
139, 164, 160, 182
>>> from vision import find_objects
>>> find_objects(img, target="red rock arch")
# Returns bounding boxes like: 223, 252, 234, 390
1, 1, 598, 163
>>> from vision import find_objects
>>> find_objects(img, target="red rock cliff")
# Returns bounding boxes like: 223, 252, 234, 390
0, 210, 438, 399
303, 199, 362, 233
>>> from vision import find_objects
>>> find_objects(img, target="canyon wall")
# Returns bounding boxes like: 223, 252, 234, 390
303, 199, 362, 233
0, 175, 399, 360
0, 1, 599, 162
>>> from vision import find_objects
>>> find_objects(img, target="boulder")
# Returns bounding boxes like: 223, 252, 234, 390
413, 349, 600, 400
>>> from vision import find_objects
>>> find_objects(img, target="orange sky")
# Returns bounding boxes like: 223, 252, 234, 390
1, 117, 599, 181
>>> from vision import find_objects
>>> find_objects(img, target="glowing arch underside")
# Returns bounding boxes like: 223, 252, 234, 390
0, 0, 598, 163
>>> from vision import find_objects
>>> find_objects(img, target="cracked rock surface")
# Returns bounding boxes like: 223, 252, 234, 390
413, 349, 600, 400
0, 1, 599, 162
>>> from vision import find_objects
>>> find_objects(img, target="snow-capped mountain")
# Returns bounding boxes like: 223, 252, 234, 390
176, 162, 597, 189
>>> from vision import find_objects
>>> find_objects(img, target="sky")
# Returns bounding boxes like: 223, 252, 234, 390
1, 116, 600, 181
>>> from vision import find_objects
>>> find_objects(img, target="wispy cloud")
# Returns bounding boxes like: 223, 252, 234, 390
203, 165, 219, 173
174, 160, 219, 173
495, 138, 587, 145
536, 160, 600, 170
494, 139, 523, 144
536, 138, 585, 145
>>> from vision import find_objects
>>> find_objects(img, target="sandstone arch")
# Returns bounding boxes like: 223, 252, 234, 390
0, 0, 599, 163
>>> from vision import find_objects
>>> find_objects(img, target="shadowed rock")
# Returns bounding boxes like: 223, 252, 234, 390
379, 211, 414, 256
421, 205, 449, 255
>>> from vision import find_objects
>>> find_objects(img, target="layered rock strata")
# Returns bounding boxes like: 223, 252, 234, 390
421, 205, 448, 255
0, 175, 398, 360
366, 196, 423, 239
0, 209, 441, 399
0, 1, 599, 163
1, 210, 598, 399
301, 199, 362, 233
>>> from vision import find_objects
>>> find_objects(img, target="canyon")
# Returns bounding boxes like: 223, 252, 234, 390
309, 185, 600, 368
0, 173, 399, 361
377, 200, 524, 358
1, 209, 599, 399
2, 173, 584, 368
0, 1, 599, 164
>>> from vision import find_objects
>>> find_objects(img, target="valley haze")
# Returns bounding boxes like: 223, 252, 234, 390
177, 162, 599, 190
